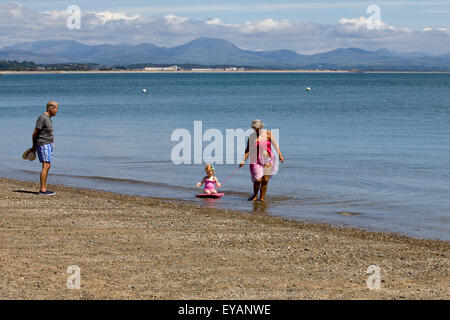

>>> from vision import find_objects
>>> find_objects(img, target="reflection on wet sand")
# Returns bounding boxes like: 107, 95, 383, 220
203, 197, 221, 209
252, 201, 270, 215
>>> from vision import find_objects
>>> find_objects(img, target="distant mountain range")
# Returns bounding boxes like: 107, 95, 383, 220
1, 37, 450, 71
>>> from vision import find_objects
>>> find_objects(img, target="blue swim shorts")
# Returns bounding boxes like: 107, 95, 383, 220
36, 143, 54, 163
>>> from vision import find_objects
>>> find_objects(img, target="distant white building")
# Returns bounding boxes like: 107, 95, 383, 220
144, 65, 178, 71
191, 68, 213, 72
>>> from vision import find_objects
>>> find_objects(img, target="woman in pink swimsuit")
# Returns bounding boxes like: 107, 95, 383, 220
196, 164, 221, 194
240, 119, 284, 202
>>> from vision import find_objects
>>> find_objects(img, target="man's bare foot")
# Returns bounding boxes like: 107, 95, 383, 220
248, 195, 257, 201
259, 198, 265, 202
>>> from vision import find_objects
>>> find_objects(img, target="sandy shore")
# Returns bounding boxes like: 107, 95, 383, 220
0, 177, 448, 299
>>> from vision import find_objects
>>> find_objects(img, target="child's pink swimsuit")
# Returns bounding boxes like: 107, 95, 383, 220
204, 179, 217, 193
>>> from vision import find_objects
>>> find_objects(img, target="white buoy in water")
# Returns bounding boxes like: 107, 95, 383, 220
142, 88, 147, 93
306, 87, 311, 92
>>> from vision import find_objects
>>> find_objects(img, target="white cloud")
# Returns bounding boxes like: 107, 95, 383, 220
422, 27, 449, 33
43, 10, 68, 21
338, 16, 395, 31
240, 18, 291, 33
164, 14, 188, 25
205, 18, 221, 25
95, 11, 140, 25
204, 17, 238, 28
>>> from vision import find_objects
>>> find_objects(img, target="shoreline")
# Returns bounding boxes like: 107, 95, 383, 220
7, 170, 448, 241
2, 70, 450, 75
0, 176, 448, 299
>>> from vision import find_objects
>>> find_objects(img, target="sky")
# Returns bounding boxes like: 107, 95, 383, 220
1, 0, 450, 54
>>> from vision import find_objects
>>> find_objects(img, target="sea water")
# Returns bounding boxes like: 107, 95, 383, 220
0, 72, 449, 240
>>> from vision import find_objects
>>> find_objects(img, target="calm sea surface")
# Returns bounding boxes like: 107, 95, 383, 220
0, 72, 449, 240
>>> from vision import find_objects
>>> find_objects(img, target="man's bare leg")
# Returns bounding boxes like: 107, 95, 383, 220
40, 162, 50, 192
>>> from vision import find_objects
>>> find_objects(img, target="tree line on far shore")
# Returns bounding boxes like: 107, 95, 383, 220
0, 60, 114, 71
0, 60, 266, 72
0, 60, 38, 71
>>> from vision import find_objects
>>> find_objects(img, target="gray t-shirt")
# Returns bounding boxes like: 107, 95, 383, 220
35, 113, 54, 146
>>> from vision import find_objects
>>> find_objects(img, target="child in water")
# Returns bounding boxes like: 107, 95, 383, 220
196, 164, 221, 194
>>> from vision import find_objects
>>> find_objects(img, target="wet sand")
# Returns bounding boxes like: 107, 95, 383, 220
0, 177, 448, 299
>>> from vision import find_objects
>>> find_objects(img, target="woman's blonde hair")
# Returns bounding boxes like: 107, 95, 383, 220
251, 119, 264, 130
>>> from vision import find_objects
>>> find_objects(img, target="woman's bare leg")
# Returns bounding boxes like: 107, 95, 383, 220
248, 181, 261, 201
259, 175, 271, 202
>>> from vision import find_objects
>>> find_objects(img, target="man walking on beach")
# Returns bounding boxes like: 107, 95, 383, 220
32, 101, 59, 195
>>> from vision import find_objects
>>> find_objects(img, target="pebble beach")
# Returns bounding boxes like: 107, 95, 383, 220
0, 177, 448, 299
